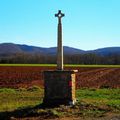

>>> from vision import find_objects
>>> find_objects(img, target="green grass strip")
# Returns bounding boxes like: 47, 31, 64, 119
0, 64, 56, 67
0, 64, 120, 67
64, 64, 120, 67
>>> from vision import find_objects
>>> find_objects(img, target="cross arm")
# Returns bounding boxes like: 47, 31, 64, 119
55, 10, 65, 18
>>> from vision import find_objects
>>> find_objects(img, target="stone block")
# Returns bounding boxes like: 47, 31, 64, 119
43, 70, 77, 106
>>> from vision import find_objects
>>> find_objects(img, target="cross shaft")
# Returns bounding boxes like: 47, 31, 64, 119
55, 10, 65, 70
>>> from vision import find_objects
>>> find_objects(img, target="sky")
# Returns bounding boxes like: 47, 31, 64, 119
0, 0, 120, 50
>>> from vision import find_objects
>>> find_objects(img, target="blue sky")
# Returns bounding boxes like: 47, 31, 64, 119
0, 0, 120, 50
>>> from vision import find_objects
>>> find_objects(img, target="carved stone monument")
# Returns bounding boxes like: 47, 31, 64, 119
43, 10, 77, 106
55, 10, 64, 70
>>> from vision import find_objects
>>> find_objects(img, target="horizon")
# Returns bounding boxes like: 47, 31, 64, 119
1, 42, 120, 51
0, 0, 120, 50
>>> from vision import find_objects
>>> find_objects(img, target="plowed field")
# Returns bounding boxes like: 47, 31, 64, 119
0, 66, 120, 88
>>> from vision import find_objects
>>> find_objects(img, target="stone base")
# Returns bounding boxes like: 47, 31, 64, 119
43, 98, 76, 106
43, 70, 77, 106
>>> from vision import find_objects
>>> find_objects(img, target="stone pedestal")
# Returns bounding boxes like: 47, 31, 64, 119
43, 70, 77, 106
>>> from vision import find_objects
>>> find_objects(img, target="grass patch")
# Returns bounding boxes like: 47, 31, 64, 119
0, 64, 120, 67
0, 87, 43, 112
65, 64, 120, 68
107, 100, 120, 110
0, 87, 119, 119
0, 88, 16, 93
76, 88, 120, 112
0, 64, 56, 67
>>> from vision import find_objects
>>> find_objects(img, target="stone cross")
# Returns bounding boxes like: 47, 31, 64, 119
55, 10, 65, 70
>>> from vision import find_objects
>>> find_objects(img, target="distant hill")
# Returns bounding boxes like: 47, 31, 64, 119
0, 43, 47, 55
91, 47, 120, 56
0, 43, 120, 56
0, 43, 85, 56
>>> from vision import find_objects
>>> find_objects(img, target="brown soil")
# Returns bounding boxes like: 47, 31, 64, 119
10, 113, 120, 120
0, 66, 120, 88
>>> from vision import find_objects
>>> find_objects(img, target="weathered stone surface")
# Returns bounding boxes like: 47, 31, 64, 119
55, 10, 65, 70
43, 70, 77, 105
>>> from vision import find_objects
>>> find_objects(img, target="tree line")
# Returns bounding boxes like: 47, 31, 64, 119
0, 52, 120, 65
